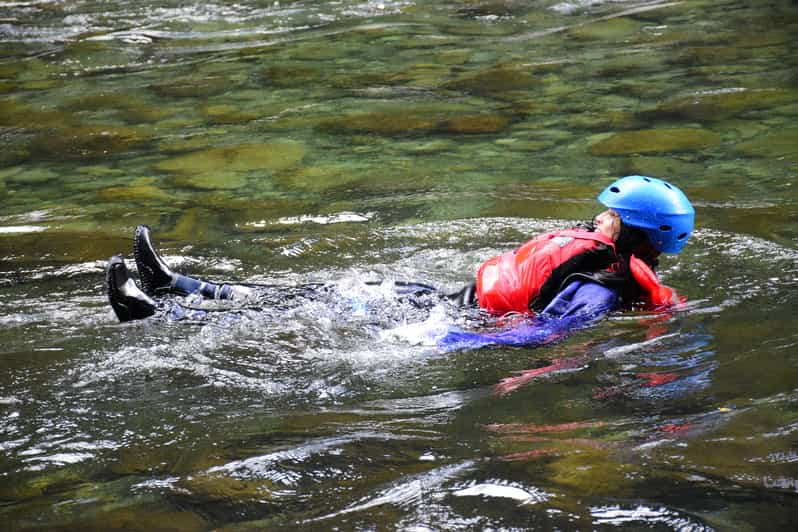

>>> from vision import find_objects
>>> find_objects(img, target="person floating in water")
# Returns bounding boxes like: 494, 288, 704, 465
105, 175, 694, 350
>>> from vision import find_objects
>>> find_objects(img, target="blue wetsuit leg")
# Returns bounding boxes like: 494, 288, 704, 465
541, 279, 619, 319
437, 280, 619, 351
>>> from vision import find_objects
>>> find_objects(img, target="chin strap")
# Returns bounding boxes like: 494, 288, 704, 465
629, 255, 685, 309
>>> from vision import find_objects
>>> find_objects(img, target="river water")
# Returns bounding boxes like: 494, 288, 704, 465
1, 1, 797, 530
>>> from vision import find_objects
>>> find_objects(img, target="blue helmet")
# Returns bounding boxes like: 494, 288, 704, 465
598, 175, 694, 253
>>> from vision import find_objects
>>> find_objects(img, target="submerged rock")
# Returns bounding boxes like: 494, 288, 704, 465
321, 108, 510, 136
65, 93, 174, 123
510, 100, 560, 117
568, 17, 641, 41
171, 170, 249, 190
96, 178, 172, 203
443, 63, 541, 96
734, 129, 798, 159
121, 104, 175, 124
549, 448, 634, 495
110, 443, 225, 476
179, 471, 285, 507
436, 48, 473, 65
155, 142, 305, 190
259, 64, 323, 87
385, 63, 451, 90
615, 156, 705, 181
5, 228, 133, 263
200, 104, 259, 125
735, 29, 793, 49
409, 139, 457, 154
0, 469, 83, 501
4, 166, 59, 185
75, 509, 207, 532
567, 111, 641, 131
162, 207, 214, 242
0, 98, 73, 129
0, 64, 21, 78
590, 128, 721, 156
495, 138, 554, 152
20, 79, 62, 91
150, 75, 231, 99
669, 45, 750, 66
443, 114, 511, 134
157, 133, 225, 154
155, 142, 305, 176
652, 88, 797, 121
284, 43, 340, 61
596, 53, 662, 77
278, 163, 366, 192
320, 111, 440, 136
30, 125, 152, 161
0, 139, 30, 167
328, 71, 393, 90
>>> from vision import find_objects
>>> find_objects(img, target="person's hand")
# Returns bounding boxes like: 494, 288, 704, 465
629, 255, 684, 308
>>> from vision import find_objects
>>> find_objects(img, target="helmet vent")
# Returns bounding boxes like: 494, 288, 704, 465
677, 232, 687, 240
659, 224, 672, 232
663, 182, 672, 190
643, 177, 651, 182
610, 186, 620, 193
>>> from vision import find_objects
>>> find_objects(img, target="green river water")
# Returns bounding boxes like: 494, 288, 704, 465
1, 0, 797, 530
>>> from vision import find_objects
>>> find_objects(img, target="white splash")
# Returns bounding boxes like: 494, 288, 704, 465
452, 481, 550, 504
379, 305, 451, 346
0, 225, 47, 234
245, 211, 374, 228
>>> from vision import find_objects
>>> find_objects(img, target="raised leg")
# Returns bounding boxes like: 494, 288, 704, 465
106, 256, 156, 322
133, 225, 251, 301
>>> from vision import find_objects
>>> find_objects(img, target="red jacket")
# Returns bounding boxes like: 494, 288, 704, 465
476, 229, 617, 315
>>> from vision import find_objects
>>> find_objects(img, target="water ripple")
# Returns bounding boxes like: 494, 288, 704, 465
590, 504, 711, 530
313, 460, 476, 521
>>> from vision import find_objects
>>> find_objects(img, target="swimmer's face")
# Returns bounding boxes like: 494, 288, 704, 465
595, 209, 621, 241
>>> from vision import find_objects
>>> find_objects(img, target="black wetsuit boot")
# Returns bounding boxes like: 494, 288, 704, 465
447, 282, 478, 307
133, 225, 174, 296
106, 256, 157, 322
134, 225, 251, 300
